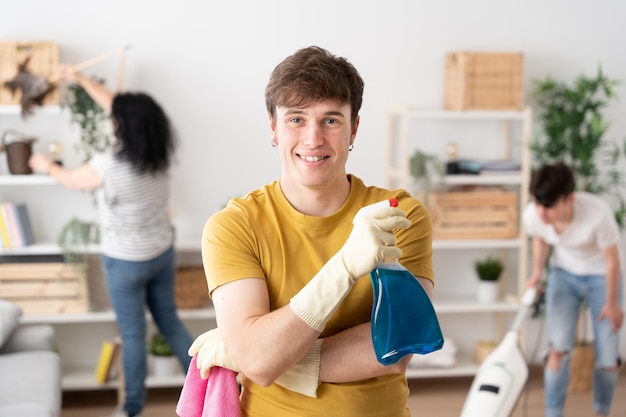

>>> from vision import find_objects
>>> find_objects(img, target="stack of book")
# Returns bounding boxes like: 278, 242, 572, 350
0, 202, 35, 249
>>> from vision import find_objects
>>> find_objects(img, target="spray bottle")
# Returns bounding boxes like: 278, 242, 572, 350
355, 198, 444, 365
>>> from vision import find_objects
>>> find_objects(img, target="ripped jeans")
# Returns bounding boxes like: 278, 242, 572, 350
544, 267, 623, 417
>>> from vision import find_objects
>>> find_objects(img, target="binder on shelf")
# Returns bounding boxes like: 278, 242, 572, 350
95, 337, 122, 383
14, 202, 35, 246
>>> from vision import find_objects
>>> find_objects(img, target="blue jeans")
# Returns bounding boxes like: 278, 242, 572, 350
544, 267, 623, 417
103, 246, 193, 417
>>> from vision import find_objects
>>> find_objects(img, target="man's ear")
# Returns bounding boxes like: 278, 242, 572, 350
350, 115, 360, 145
269, 114, 278, 141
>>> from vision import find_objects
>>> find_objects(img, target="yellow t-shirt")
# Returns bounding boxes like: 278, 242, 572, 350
202, 175, 433, 417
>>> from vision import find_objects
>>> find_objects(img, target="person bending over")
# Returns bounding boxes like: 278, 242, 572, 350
523, 161, 624, 417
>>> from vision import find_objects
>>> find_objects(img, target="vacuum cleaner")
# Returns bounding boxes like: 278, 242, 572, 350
459, 287, 538, 417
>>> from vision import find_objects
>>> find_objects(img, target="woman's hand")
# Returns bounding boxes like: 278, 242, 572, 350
29, 153, 55, 174
57, 64, 81, 84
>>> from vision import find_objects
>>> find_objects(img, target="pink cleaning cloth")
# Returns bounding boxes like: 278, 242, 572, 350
177, 355, 241, 417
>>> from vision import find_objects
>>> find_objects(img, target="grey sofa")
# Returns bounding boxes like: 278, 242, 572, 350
0, 300, 62, 417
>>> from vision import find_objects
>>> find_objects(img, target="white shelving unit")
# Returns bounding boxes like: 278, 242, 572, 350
386, 106, 532, 379
1, 105, 214, 394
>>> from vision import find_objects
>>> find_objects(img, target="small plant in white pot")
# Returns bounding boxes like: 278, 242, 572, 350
474, 256, 503, 303
148, 332, 178, 377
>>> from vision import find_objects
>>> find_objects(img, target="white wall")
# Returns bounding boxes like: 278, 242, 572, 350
2, 0, 626, 357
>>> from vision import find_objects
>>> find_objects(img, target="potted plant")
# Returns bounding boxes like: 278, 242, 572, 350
148, 332, 178, 377
410, 150, 445, 206
473, 256, 503, 303
57, 217, 99, 268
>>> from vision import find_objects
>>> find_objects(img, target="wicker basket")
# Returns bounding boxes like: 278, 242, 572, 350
473, 339, 497, 364
175, 267, 209, 309
568, 344, 594, 392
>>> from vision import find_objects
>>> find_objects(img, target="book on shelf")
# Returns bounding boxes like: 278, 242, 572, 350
95, 337, 122, 384
0, 203, 11, 248
0, 202, 35, 248
14, 202, 35, 246
4, 202, 23, 247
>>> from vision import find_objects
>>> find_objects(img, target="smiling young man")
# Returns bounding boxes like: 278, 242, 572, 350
186, 46, 434, 416
523, 162, 624, 417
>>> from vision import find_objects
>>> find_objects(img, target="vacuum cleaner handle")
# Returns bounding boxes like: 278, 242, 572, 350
509, 287, 538, 333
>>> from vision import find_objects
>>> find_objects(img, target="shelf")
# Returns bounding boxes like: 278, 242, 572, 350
407, 355, 478, 378
388, 107, 529, 121
0, 104, 62, 115
387, 172, 524, 186
0, 175, 57, 186
443, 173, 523, 185
0, 239, 201, 256
176, 237, 202, 251
433, 296, 519, 314
20, 306, 215, 325
0, 243, 99, 256
433, 238, 522, 250
62, 370, 185, 391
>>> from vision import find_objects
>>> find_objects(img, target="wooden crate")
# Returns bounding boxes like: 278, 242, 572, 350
429, 190, 518, 239
444, 52, 523, 110
0, 262, 89, 314
0, 41, 60, 105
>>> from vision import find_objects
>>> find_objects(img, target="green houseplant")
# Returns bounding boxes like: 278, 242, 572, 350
57, 217, 100, 268
531, 67, 626, 225
409, 150, 445, 206
474, 256, 504, 282
57, 76, 112, 265
62, 76, 112, 162
149, 332, 173, 357
149, 332, 178, 377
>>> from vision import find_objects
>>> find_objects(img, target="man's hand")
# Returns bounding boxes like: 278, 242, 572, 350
599, 303, 624, 332
340, 206, 411, 279
188, 328, 239, 379
290, 205, 411, 332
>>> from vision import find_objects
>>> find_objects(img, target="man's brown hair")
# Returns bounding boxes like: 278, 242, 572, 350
265, 46, 364, 126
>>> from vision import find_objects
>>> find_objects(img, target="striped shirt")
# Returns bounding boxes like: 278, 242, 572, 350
89, 152, 174, 261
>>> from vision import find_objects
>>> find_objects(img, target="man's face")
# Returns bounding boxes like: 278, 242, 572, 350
269, 99, 359, 190
534, 195, 572, 225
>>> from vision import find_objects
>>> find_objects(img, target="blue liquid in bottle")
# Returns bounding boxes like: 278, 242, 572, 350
370, 261, 444, 365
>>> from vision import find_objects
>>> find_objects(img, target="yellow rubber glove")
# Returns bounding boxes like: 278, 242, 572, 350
289, 205, 411, 332
188, 328, 239, 379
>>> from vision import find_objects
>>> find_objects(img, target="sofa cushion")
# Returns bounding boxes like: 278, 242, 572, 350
0, 351, 61, 416
0, 299, 23, 347
0, 324, 56, 354
0, 403, 57, 417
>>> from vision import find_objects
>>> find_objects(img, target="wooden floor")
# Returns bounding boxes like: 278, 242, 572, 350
62, 367, 626, 417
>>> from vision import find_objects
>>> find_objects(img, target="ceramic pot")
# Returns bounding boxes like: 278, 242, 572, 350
150, 355, 179, 377
476, 281, 499, 303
